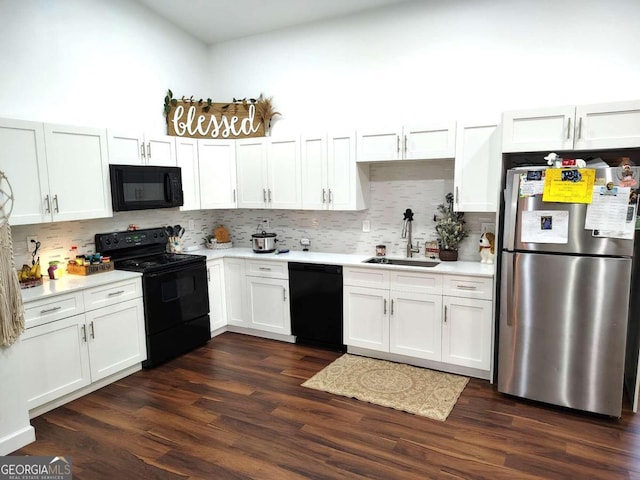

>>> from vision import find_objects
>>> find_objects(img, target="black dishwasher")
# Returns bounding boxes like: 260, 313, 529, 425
288, 262, 345, 351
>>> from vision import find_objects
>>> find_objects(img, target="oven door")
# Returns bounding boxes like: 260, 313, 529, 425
110, 164, 184, 211
142, 262, 209, 335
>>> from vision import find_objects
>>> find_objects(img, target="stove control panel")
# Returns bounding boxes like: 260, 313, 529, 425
95, 228, 166, 253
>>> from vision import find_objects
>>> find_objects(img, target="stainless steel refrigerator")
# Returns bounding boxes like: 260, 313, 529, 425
498, 166, 635, 417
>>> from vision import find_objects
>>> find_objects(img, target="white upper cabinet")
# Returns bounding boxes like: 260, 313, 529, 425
107, 130, 177, 166
357, 123, 456, 162
198, 139, 237, 209
43, 123, 111, 223
0, 118, 50, 225
301, 131, 369, 211
453, 121, 501, 212
502, 99, 640, 152
236, 136, 301, 209
175, 137, 200, 211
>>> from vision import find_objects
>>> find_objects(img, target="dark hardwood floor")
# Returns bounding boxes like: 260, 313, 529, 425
16, 332, 640, 479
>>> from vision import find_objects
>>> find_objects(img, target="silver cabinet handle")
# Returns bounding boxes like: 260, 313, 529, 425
404, 135, 408, 153
283, 287, 287, 302
456, 285, 477, 290
455, 187, 459, 204
207, 268, 211, 281
396, 135, 400, 154
391, 299, 394, 315
567, 117, 572, 140
233, 189, 236, 203
268, 189, 272, 203
258, 267, 271, 271
108, 290, 125, 297
89, 321, 95, 339
40, 306, 61, 314
147, 143, 151, 159
322, 188, 326, 203
140, 144, 146, 161
81, 324, 87, 342
44, 195, 51, 214
263, 188, 267, 202
577, 117, 583, 139
444, 305, 448, 323
53, 194, 59, 213
328, 189, 332, 204
384, 298, 387, 315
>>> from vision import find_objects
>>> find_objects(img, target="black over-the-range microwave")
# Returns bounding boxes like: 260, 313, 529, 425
109, 164, 184, 212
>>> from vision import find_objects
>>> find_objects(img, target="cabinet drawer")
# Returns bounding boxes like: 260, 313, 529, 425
83, 278, 142, 311
390, 270, 442, 295
24, 292, 84, 328
343, 267, 390, 288
246, 260, 288, 279
442, 275, 493, 300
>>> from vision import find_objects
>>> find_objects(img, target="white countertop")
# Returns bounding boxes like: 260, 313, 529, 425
196, 247, 495, 277
20, 270, 142, 303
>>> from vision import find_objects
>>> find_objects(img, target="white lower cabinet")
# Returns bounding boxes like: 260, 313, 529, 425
245, 276, 291, 335
207, 259, 227, 333
343, 267, 493, 377
21, 278, 146, 413
224, 258, 248, 327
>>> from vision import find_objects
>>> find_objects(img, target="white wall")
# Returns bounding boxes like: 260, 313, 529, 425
0, 0, 208, 132
208, 0, 640, 133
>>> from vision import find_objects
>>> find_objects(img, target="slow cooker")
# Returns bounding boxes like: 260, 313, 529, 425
251, 231, 278, 253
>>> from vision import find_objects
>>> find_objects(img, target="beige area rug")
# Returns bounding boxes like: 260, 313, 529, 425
302, 354, 469, 421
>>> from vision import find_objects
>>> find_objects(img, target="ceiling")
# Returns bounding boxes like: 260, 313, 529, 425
135, 0, 415, 45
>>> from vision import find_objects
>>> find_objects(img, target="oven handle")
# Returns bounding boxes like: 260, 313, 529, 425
144, 261, 206, 278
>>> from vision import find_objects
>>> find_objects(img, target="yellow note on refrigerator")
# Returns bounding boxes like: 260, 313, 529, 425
542, 168, 595, 203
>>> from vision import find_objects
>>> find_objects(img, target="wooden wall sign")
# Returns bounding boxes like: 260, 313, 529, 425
164, 91, 279, 140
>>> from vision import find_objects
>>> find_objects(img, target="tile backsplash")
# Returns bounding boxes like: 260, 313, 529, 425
9, 160, 497, 267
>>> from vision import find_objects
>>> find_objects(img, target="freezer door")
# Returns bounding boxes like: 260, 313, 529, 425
503, 168, 635, 257
498, 251, 631, 416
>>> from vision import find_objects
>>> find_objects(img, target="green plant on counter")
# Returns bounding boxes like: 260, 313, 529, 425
434, 192, 468, 251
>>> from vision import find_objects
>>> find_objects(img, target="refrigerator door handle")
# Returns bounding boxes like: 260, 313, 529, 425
506, 253, 515, 326
504, 171, 520, 250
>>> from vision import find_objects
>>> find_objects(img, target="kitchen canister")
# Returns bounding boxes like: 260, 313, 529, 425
376, 244, 386, 257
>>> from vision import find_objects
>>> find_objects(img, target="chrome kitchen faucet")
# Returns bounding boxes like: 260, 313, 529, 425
401, 208, 420, 258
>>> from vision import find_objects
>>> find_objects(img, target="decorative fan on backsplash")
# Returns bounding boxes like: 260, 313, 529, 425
0, 170, 25, 346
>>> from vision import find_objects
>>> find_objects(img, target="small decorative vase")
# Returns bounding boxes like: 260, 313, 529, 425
439, 249, 458, 262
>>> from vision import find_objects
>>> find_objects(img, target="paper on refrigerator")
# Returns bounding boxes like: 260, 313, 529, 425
585, 185, 636, 239
521, 210, 569, 244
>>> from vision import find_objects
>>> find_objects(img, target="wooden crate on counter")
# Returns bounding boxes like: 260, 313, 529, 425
67, 262, 115, 276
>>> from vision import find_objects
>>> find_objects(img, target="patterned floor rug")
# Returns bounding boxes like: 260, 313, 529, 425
302, 354, 469, 421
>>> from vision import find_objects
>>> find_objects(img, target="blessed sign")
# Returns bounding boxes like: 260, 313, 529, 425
166, 100, 267, 139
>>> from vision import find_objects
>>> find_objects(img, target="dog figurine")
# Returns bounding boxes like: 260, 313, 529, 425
544, 152, 586, 169
479, 232, 495, 264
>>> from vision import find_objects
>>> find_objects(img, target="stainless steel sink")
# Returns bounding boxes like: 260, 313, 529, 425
363, 257, 439, 267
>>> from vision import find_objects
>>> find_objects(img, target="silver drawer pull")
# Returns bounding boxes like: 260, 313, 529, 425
108, 290, 125, 296
40, 306, 62, 314
81, 324, 87, 342
258, 267, 271, 271
456, 285, 477, 290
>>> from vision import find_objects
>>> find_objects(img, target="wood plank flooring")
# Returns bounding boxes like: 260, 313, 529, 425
15, 332, 640, 479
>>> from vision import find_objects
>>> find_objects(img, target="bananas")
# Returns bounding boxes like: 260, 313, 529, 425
18, 262, 41, 282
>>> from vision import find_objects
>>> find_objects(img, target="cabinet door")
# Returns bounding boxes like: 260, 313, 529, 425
236, 138, 267, 208
21, 315, 91, 410
43, 124, 111, 222
442, 296, 492, 370
267, 136, 301, 209
328, 131, 365, 210
501, 106, 575, 153
390, 291, 442, 361
198, 139, 237, 209
176, 137, 200, 211
106, 130, 145, 165
145, 134, 177, 166
343, 285, 389, 351
404, 122, 456, 160
575, 100, 640, 150
245, 276, 291, 334
300, 133, 327, 210
0, 118, 50, 225
85, 298, 146, 382
224, 258, 247, 326
356, 128, 402, 162
454, 122, 501, 212
207, 259, 227, 333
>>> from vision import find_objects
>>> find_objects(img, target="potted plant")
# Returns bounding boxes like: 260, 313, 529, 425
434, 192, 468, 261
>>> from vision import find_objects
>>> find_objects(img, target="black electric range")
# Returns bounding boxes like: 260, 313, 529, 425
95, 228, 210, 368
